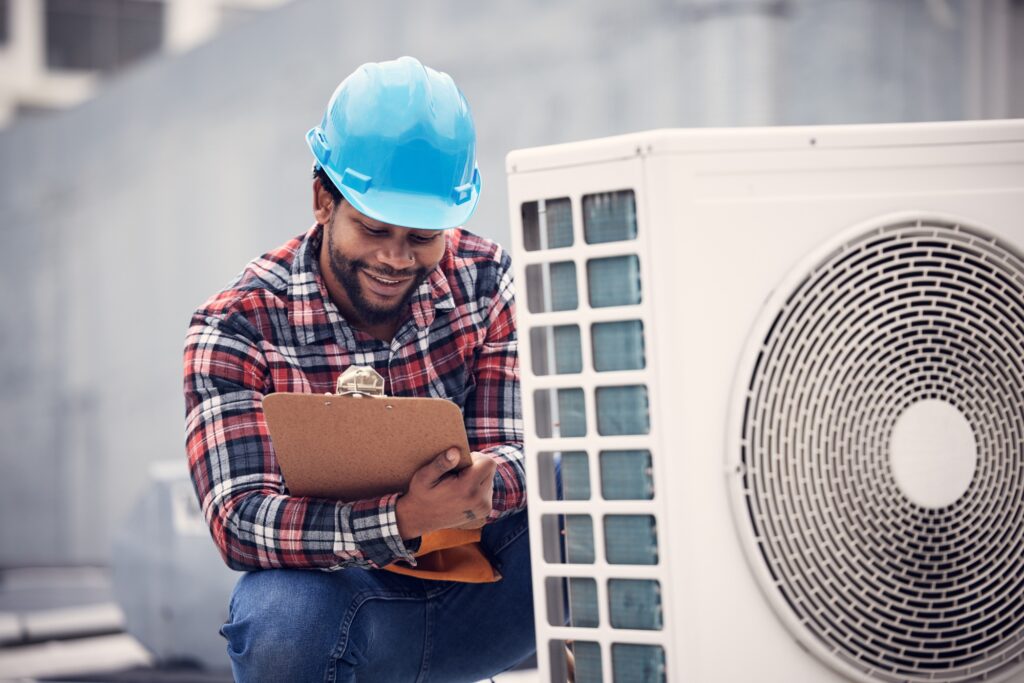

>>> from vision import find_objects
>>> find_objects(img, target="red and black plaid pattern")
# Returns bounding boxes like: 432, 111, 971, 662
183, 225, 523, 571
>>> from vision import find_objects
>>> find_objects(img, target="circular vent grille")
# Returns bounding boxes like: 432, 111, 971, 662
734, 217, 1024, 682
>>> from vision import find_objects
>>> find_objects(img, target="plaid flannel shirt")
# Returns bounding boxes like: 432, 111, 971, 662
183, 224, 523, 571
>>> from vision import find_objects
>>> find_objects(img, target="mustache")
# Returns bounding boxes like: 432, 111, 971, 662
352, 260, 421, 279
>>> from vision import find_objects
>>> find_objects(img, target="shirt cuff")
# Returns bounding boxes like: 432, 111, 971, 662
337, 493, 419, 569
376, 493, 420, 566
481, 444, 526, 519
482, 443, 524, 462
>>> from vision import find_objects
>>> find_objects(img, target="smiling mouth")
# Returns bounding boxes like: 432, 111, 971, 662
365, 271, 408, 285
366, 272, 401, 282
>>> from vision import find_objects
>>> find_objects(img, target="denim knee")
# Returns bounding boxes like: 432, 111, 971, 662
222, 569, 355, 682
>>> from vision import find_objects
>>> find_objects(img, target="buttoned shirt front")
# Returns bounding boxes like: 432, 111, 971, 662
183, 224, 523, 571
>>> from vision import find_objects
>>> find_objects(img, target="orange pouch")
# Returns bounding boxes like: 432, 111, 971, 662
383, 528, 500, 583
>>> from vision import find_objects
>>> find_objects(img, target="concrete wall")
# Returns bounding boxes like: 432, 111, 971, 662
1, 0, 1020, 566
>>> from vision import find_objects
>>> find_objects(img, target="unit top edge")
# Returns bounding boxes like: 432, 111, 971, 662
504, 119, 1024, 174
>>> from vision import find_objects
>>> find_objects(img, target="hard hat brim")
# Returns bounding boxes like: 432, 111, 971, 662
316, 154, 481, 231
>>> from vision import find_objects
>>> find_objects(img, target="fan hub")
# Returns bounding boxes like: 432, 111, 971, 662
889, 399, 978, 508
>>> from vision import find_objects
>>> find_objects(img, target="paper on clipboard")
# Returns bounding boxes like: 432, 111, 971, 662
262, 366, 472, 502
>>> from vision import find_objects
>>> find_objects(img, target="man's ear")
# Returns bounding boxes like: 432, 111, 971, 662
312, 179, 336, 225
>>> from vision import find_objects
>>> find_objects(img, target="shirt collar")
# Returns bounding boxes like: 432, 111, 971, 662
288, 224, 455, 346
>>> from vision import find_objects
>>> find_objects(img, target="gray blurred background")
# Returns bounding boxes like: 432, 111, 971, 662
0, 0, 1021, 677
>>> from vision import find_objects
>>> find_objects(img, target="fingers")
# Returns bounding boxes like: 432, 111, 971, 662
466, 453, 495, 519
402, 451, 498, 534
431, 452, 493, 521
435, 447, 460, 474
411, 447, 461, 490
470, 452, 497, 487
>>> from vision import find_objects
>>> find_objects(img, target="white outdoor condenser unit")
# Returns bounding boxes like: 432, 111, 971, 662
505, 120, 1024, 683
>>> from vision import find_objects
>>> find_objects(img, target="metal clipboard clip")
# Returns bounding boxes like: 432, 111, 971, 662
334, 366, 385, 398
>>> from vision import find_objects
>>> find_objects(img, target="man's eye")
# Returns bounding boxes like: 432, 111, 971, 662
364, 225, 387, 236
410, 233, 440, 245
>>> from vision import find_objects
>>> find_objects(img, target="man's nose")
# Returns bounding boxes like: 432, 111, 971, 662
377, 239, 414, 270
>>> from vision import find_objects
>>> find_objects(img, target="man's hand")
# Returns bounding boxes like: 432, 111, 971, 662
395, 448, 497, 540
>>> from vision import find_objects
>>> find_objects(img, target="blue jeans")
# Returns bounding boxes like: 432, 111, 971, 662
221, 510, 535, 682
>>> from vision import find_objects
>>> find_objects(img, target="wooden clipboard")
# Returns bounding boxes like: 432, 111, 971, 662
262, 367, 499, 584
262, 368, 471, 502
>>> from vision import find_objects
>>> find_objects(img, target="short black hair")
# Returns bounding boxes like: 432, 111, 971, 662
312, 165, 343, 205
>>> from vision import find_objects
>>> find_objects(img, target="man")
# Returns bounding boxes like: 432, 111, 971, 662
183, 56, 534, 682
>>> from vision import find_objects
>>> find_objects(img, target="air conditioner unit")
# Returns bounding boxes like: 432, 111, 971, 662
505, 120, 1024, 683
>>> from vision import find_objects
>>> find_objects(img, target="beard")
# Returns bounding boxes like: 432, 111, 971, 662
326, 237, 429, 328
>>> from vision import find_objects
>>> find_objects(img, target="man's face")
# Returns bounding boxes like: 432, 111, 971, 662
322, 199, 446, 328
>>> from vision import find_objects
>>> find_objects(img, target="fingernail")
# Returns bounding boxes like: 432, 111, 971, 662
446, 449, 458, 462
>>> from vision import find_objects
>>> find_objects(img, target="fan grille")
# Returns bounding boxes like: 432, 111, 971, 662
737, 218, 1024, 682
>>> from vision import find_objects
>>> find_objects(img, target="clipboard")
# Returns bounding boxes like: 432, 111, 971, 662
263, 366, 472, 502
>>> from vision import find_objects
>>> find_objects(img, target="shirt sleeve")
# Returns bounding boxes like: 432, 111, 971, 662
183, 309, 418, 572
464, 249, 526, 520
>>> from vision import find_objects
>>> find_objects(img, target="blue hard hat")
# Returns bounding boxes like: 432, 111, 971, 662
306, 56, 481, 230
